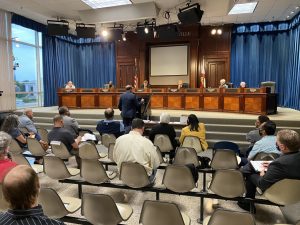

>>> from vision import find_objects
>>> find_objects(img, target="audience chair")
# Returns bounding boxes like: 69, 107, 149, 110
0, 184, 9, 212
154, 134, 173, 153
173, 147, 200, 168
10, 154, 43, 173
50, 141, 72, 160
43, 156, 80, 180
262, 179, 300, 205
101, 133, 116, 148
120, 162, 153, 188
210, 149, 239, 170
253, 152, 280, 161
82, 193, 133, 225
37, 127, 49, 143
19, 127, 29, 134
181, 136, 203, 153
139, 200, 191, 225
27, 137, 48, 157
203, 209, 255, 225
155, 146, 168, 166
163, 165, 196, 193
208, 169, 245, 198
38, 188, 81, 219
80, 159, 116, 184
8, 139, 23, 155
108, 143, 115, 162
79, 142, 106, 160
213, 141, 240, 155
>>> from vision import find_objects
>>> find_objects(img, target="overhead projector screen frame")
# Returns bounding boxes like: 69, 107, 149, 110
149, 44, 190, 77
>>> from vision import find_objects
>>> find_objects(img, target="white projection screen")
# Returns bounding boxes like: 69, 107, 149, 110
150, 45, 188, 76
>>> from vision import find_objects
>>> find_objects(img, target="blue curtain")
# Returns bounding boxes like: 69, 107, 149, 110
43, 35, 116, 106
231, 12, 300, 110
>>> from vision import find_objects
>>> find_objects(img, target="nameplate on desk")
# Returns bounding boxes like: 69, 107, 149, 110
225, 88, 238, 93
152, 89, 163, 92
81, 89, 93, 92
186, 88, 198, 92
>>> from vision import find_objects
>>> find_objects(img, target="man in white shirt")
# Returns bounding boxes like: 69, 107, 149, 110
113, 118, 160, 182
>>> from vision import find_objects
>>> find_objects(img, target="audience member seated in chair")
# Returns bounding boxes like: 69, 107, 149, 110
239, 129, 300, 212
58, 106, 79, 139
113, 118, 160, 182
247, 120, 279, 160
149, 113, 178, 159
0, 165, 65, 224
96, 108, 125, 138
0, 132, 17, 182
179, 114, 208, 151
219, 79, 228, 88
48, 115, 82, 168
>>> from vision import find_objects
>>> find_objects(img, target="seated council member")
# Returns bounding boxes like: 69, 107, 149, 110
240, 81, 247, 88
149, 113, 178, 158
238, 129, 300, 212
219, 78, 228, 88
0, 165, 65, 225
108, 81, 114, 89
65, 81, 75, 92
96, 108, 125, 138
141, 80, 151, 89
179, 114, 208, 151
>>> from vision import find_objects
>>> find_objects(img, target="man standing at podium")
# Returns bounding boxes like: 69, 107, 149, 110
118, 85, 143, 132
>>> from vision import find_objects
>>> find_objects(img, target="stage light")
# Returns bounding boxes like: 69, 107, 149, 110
211, 29, 216, 35
102, 29, 108, 37
76, 23, 96, 38
144, 27, 149, 34
217, 29, 222, 35
178, 3, 204, 24
122, 33, 126, 41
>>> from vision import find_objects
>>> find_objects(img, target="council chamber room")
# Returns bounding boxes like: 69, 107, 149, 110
0, 0, 300, 225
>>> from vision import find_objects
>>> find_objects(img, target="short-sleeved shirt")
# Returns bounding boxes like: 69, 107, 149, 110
0, 159, 17, 182
248, 135, 279, 160
8, 128, 26, 148
47, 127, 75, 152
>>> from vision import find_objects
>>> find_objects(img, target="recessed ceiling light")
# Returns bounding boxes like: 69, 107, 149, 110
228, 2, 258, 15
291, 11, 295, 14
296, 6, 299, 10
81, 0, 132, 9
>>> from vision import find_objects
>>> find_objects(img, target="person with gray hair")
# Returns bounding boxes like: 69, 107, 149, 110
0, 131, 17, 182
149, 113, 178, 158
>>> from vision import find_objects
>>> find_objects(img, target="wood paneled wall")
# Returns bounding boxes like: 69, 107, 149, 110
116, 24, 232, 88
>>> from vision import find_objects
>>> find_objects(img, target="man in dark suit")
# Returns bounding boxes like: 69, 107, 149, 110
118, 85, 143, 131
238, 129, 300, 211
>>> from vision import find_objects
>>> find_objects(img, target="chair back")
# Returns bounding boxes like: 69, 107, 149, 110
120, 162, 151, 188
50, 141, 72, 159
0, 184, 9, 212
263, 179, 300, 205
139, 200, 187, 225
27, 138, 46, 156
163, 165, 196, 193
213, 141, 240, 155
155, 146, 164, 164
80, 159, 110, 184
82, 193, 123, 225
79, 142, 99, 160
37, 127, 49, 142
207, 209, 255, 225
11, 153, 30, 166
253, 152, 280, 161
8, 139, 23, 155
181, 136, 203, 153
108, 143, 115, 161
173, 147, 200, 168
43, 156, 72, 180
209, 169, 245, 198
101, 133, 116, 148
38, 188, 69, 219
154, 134, 173, 153
210, 149, 238, 170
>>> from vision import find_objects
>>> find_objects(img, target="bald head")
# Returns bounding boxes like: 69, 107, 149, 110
125, 85, 132, 91
3, 165, 40, 209
104, 108, 114, 120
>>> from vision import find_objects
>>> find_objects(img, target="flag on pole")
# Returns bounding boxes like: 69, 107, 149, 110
200, 57, 206, 88
134, 58, 138, 88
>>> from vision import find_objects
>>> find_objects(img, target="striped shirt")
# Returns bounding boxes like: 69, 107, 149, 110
248, 135, 279, 160
0, 205, 65, 225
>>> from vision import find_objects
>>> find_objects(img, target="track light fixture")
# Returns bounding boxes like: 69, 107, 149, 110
47, 20, 69, 36
211, 27, 223, 35
178, 3, 204, 24
136, 19, 156, 39
76, 23, 96, 38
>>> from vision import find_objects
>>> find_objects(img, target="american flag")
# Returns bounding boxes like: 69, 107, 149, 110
134, 58, 138, 88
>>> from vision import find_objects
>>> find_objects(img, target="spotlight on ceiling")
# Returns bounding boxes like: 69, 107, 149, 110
122, 33, 127, 41
76, 23, 96, 38
136, 19, 156, 40
101, 29, 109, 37
217, 29, 222, 35
211, 29, 217, 35
47, 20, 69, 36
177, 3, 204, 24
144, 27, 149, 34
157, 23, 179, 41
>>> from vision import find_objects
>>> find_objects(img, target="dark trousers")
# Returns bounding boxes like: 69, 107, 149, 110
122, 117, 134, 133
241, 162, 260, 198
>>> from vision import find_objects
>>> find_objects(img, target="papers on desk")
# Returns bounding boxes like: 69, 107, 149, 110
250, 161, 271, 172
81, 133, 97, 142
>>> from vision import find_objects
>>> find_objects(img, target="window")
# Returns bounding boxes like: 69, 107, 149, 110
12, 24, 43, 108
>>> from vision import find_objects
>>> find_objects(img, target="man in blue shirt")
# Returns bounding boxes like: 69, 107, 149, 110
96, 108, 125, 138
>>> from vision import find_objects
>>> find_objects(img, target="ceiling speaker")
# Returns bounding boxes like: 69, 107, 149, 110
178, 3, 204, 24
109, 29, 123, 41
76, 25, 96, 38
157, 24, 179, 41
47, 20, 69, 36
